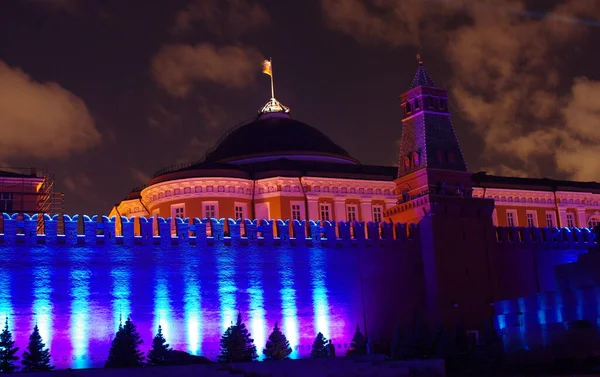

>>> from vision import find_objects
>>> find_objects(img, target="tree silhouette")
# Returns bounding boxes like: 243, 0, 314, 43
21, 325, 53, 372
105, 317, 144, 368
218, 313, 258, 362
147, 325, 172, 366
347, 324, 367, 357
263, 322, 292, 360
310, 332, 329, 358
0, 318, 18, 373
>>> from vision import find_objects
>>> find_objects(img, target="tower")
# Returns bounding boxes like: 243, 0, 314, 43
386, 58, 497, 334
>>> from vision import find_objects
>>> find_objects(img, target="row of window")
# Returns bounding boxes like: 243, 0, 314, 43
404, 95, 448, 116
166, 202, 385, 223
505, 210, 600, 228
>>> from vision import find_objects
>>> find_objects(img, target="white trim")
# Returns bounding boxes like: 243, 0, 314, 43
202, 201, 219, 219
525, 210, 537, 227
233, 202, 247, 221
290, 201, 304, 221
372, 204, 383, 223
346, 203, 358, 222
506, 209, 518, 227
544, 211, 556, 228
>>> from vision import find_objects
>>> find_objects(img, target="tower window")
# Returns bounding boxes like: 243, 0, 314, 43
447, 151, 456, 164
406, 101, 412, 113
435, 149, 444, 164
403, 156, 410, 171
412, 152, 419, 168
414, 98, 420, 109
422, 96, 429, 108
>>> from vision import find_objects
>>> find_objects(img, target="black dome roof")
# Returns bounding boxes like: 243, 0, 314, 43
203, 113, 358, 164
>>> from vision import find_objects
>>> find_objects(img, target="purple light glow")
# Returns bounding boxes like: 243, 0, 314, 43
0, 241, 360, 369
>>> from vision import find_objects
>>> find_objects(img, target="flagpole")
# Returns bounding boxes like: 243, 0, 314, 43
269, 58, 275, 99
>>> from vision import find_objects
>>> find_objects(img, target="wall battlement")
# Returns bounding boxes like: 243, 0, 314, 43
1, 214, 596, 251
495, 226, 597, 250
0, 213, 420, 248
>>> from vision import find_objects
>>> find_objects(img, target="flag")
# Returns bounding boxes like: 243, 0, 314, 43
262, 59, 272, 76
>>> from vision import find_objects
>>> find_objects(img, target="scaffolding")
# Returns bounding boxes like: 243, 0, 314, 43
0, 167, 64, 234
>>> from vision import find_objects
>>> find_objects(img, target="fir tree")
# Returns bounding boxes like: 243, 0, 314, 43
0, 318, 18, 373
310, 332, 329, 358
328, 340, 336, 358
218, 313, 258, 362
263, 322, 292, 360
147, 325, 172, 366
21, 325, 53, 372
346, 324, 367, 357
105, 317, 145, 368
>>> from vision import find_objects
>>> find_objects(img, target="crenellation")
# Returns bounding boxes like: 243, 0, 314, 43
63, 214, 79, 246
0, 213, 595, 250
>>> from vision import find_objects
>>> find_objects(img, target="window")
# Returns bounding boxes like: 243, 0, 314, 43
174, 207, 185, 219
545, 212, 555, 227
203, 203, 218, 219
412, 152, 419, 168
320, 204, 330, 221
506, 211, 516, 227
372, 206, 383, 223
526, 211, 536, 227
422, 96, 429, 108
346, 205, 357, 222
0, 193, 13, 212
235, 205, 244, 220
566, 213, 575, 228
403, 156, 410, 171
589, 217, 600, 228
291, 203, 302, 221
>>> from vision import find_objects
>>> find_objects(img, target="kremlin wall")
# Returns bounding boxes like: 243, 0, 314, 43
0, 60, 600, 369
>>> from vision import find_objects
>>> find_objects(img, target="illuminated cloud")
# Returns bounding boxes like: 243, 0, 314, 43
321, 0, 600, 181
151, 43, 263, 98
63, 173, 92, 193
0, 61, 101, 160
173, 0, 270, 36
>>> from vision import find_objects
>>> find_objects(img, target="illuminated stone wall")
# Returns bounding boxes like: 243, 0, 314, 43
0, 214, 422, 369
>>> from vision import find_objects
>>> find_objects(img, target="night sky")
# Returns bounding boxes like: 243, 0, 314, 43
0, 0, 599, 214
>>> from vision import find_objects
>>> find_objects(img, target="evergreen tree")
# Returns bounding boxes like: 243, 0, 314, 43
147, 325, 172, 366
310, 332, 329, 358
328, 340, 336, 358
263, 322, 292, 360
0, 318, 18, 373
21, 325, 53, 372
105, 317, 145, 368
218, 313, 258, 362
346, 324, 367, 357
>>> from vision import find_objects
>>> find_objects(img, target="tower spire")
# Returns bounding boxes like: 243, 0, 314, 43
259, 58, 290, 115
411, 53, 435, 89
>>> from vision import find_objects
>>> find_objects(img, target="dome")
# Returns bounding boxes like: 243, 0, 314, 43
203, 112, 359, 164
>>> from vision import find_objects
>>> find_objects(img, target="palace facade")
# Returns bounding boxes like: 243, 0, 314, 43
111, 61, 600, 234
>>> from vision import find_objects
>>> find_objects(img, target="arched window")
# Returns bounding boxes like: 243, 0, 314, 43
412, 152, 420, 168
402, 189, 410, 203
447, 151, 456, 164
435, 149, 444, 164
406, 101, 412, 113
588, 216, 600, 228
403, 156, 410, 171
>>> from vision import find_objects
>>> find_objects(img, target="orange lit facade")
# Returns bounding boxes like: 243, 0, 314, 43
111, 61, 600, 237
0, 168, 46, 214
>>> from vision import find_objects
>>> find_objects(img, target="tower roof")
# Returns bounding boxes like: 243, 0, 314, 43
411, 57, 435, 88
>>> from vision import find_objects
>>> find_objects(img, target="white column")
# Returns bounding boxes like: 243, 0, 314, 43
307, 198, 319, 221
334, 199, 346, 222
558, 208, 567, 228
576, 207, 587, 228
360, 200, 372, 222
